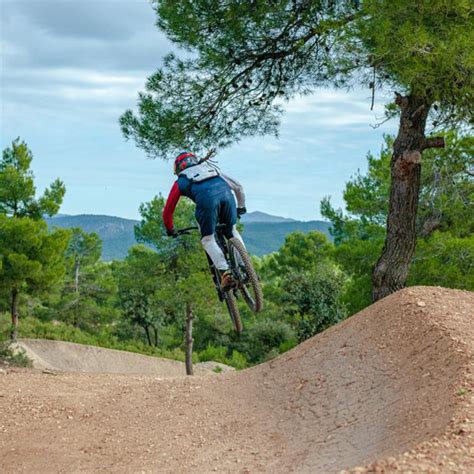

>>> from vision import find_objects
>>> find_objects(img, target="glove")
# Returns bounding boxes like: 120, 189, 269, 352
237, 207, 247, 218
166, 228, 178, 238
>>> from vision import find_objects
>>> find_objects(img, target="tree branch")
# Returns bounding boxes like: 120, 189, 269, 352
370, 65, 376, 110
395, 92, 408, 108
245, 13, 358, 63
422, 136, 445, 150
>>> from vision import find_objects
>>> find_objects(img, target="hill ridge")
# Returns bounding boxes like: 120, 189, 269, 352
46, 212, 331, 259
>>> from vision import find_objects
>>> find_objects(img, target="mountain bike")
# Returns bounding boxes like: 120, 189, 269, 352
176, 224, 263, 333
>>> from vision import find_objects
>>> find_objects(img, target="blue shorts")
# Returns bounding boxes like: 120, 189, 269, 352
195, 188, 237, 238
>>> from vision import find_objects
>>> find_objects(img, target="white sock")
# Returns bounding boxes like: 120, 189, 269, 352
201, 235, 228, 271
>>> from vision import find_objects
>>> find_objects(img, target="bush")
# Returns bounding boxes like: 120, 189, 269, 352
409, 232, 474, 290
279, 338, 298, 354
281, 270, 347, 342
232, 319, 296, 364
198, 344, 228, 363
196, 345, 249, 369
0, 339, 32, 368
229, 350, 247, 369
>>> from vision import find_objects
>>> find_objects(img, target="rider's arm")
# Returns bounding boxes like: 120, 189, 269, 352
162, 181, 181, 231
221, 173, 246, 208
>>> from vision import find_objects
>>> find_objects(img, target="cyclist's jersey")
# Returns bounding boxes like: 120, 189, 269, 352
162, 171, 245, 233
178, 175, 228, 204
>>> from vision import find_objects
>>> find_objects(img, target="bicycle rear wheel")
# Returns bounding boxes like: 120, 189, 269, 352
228, 237, 263, 313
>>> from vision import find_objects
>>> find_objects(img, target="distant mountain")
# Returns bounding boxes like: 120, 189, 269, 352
242, 220, 331, 256
46, 213, 331, 260
240, 211, 295, 224
46, 214, 138, 261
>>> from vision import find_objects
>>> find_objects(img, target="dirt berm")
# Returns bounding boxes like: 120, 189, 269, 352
0, 287, 472, 473
11, 339, 233, 376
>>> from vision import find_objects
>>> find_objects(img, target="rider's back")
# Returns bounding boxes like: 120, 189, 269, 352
178, 175, 232, 207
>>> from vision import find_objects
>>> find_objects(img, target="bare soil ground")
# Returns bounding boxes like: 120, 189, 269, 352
0, 286, 472, 473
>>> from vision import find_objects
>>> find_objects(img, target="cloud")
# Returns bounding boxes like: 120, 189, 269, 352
4, 68, 144, 90
3, 0, 160, 41
1, 68, 146, 127
1, 0, 172, 71
0, 0, 173, 126
282, 88, 393, 130
12, 0, 148, 41
262, 142, 283, 153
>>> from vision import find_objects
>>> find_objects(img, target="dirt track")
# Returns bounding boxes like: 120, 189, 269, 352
0, 286, 472, 473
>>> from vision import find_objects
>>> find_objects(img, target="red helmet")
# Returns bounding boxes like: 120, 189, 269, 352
174, 151, 198, 175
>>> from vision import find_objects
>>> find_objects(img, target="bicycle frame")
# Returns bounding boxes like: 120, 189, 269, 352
175, 224, 235, 302
206, 225, 236, 301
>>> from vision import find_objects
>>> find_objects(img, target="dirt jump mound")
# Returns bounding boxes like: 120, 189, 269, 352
0, 286, 472, 473
12, 339, 233, 376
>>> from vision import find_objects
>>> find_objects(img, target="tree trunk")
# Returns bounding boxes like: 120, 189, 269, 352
72, 260, 80, 327
372, 94, 443, 301
10, 289, 19, 341
144, 325, 152, 346
185, 303, 194, 376
74, 260, 80, 294
153, 327, 159, 347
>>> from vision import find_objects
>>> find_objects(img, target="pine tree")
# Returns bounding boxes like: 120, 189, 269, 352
0, 138, 65, 218
0, 216, 69, 339
0, 139, 68, 339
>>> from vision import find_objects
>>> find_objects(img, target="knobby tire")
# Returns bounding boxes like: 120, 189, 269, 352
211, 264, 242, 334
224, 291, 243, 334
228, 237, 264, 313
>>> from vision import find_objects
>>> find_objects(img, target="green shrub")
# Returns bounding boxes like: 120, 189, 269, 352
0, 339, 32, 368
196, 345, 248, 369
279, 338, 298, 354
229, 350, 247, 369
197, 345, 228, 363
281, 270, 347, 342
235, 319, 296, 364
409, 232, 474, 290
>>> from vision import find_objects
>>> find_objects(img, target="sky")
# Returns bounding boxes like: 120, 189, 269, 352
0, 0, 397, 221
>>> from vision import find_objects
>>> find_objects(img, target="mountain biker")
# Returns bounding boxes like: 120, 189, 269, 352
163, 151, 247, 289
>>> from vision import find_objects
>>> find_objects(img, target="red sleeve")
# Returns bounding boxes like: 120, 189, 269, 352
162, 181, 181, 231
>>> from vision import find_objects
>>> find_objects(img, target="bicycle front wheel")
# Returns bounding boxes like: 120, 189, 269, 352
228, 237, 264, 313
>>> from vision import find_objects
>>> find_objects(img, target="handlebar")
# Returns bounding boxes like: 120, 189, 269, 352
175, 226, 199, 236
174, 222, 233, 237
